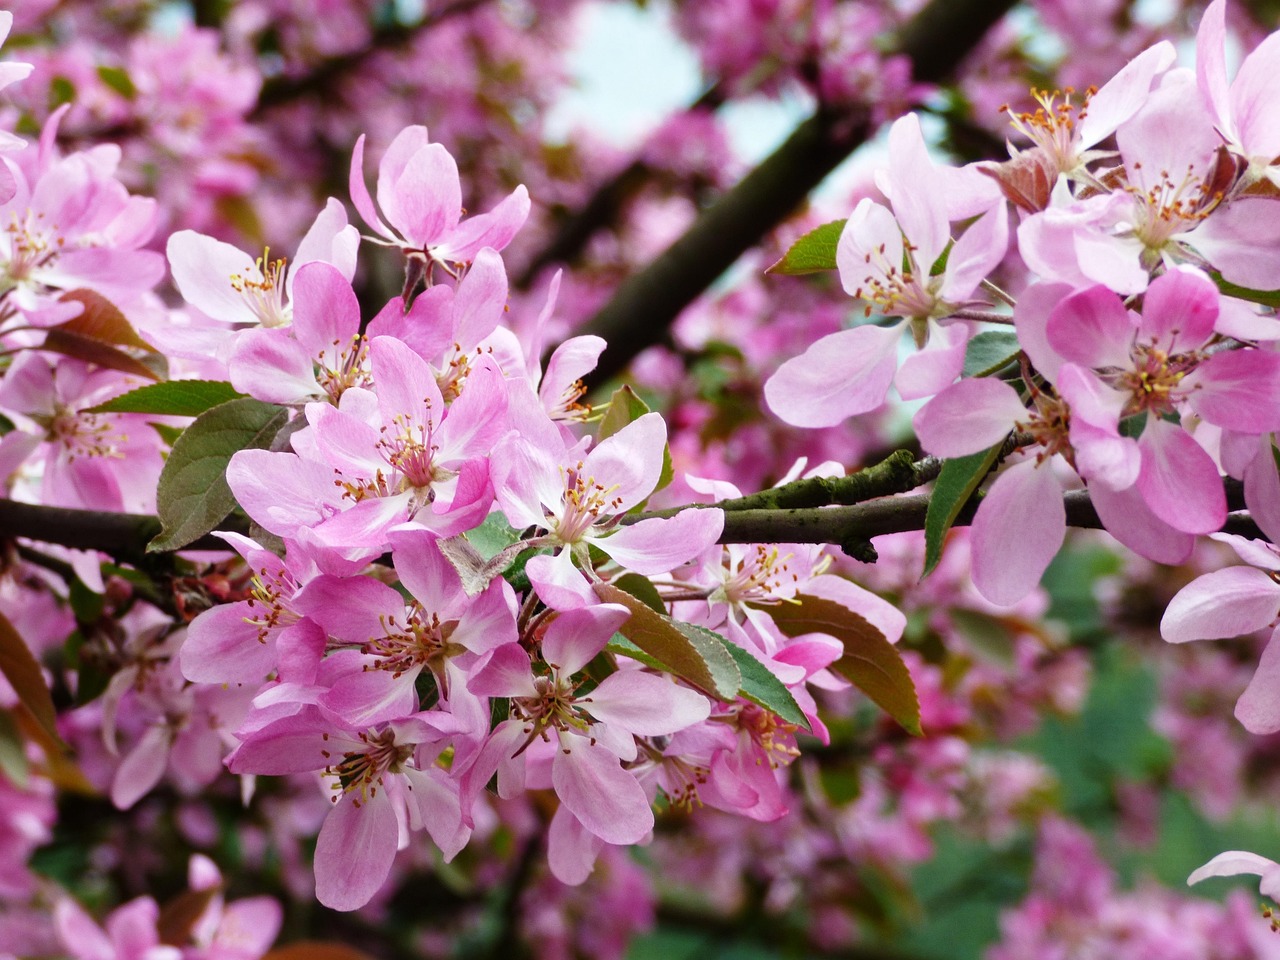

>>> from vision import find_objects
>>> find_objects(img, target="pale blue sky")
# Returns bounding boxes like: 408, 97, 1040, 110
545, 0, 811, 165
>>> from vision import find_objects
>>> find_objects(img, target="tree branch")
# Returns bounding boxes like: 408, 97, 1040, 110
250, 0, 492, 116
644, 449, 942, 517
574, 0, 1021, 388
0, 467, 1263, 573
0, 499, 162, 566
647, 485, 1263, 546
514, 83, 725, 290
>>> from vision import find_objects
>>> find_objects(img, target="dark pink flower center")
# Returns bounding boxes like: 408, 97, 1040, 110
323, 727, 412, 805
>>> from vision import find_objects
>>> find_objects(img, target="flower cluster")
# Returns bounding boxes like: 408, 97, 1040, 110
138, 122, 916, 913
9, 0, 1280, 953
756, 0, 1280, 913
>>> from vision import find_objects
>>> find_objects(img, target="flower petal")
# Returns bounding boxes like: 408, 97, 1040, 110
913, 378, 1023, 458
1161, 566, 1280, 642
1236, 630, 1280, 734
971, 459, 1065, 607
764, 323, 901, 427
314, 789, 399, 911
600, 509, 724, 576
552, 738, 652, 845
1136, 419, 1225, 534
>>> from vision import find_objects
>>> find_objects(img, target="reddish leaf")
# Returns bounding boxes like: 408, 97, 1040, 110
594, 583, 740, 699
41, 329, 164, 381
56, 289, 157, 352
761, 593, 922, 735
977, 150, 1054, 214
0, 610, 59, 744
12, 705, 95, 794
40, 290, 165, 381
263, 944, 376, 960
157, 888, 220, 946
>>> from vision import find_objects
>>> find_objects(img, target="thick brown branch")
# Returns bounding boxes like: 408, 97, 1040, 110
575, 0, 1022, 387
514, 84, 725, 289
0, 475, 1262, 575
0, 499, 239, 568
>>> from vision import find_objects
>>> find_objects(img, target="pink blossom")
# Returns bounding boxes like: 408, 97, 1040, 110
1196, 0, 1280, 189
0, 115, 163, 317
999, 41, 1174, 183
913, 372, 1079, 605
0, 353, 166, 512
229, 337, 508, 558
1053, 270, 1280, 531
54, 897, 181, 960
104, 653, 253, 810
349, 125, 530, 269
492, 411, 723, 609
294, 530, 518, 727
467, 605, 711, 879
226, 260, 371, 405
179, 532, 328, 687
183, 856, 282, 960
1162, 533, 1280, 735
765, 114, 1007, 426
167, 198, 358, 332
0, 11, 32, 194
1020, 66, 1280, 293
228, 707, 471, 911
511, 270, 606, 426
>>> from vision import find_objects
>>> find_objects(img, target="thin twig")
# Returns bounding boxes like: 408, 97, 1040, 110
948, 309, 1015, 325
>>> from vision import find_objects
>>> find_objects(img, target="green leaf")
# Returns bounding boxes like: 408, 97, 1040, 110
597, 384, 651, 441
463, 513, 522, 561
948, 608, 1016, 664
488, 696, 509, 731
96, 64, 137, 99
962, 330, 1021, 377
606, 633, 670, 672
923, 441, 1004, 577
49, 76, 76, 109
596, 385, 673, 494
68, 577, 105, 625
594, 583, 740, 699
716, 637, 810, 730
87, 380, 246, 417
149, 398, 289, 552
766, 219, 847, 275
0, 610, 60, 745
150, 423, 186, 447
1119, 412, 1147, 439
611, 572, 666, 613
606, 625, 807, 729
0, 710, 28, 787
1209, 270, 1280, 308
761, 593, 921, 735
